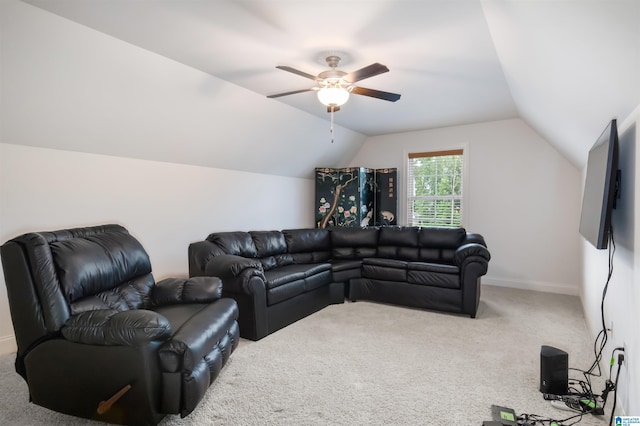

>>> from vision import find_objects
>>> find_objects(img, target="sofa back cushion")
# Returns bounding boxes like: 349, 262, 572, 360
250, 231, 287, 257
377, 227, 420, 260
330, 227, 379, 259
418, 227, 466, 262
250, 231, 292, 270
206, 232, 258, 258
283, 228, 331, 263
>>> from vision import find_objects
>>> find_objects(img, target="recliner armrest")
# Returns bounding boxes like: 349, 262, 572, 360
203, 254, 265, 294
158, 299, 239, 373
152, 277, 222, 306
62, 309, 172, 346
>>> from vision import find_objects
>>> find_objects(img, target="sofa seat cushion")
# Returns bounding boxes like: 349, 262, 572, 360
264, 263, 330, 289
331, 259, 362, 272
362, 258, 407, 282
330, 259, 363, 283
407, 262, 460, 289
264, 263, 332, 306
331, 259, 362, 283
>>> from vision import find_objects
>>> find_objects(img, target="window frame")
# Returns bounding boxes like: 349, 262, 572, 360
403, 145, 469, 228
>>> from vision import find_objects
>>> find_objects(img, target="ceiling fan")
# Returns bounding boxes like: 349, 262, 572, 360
267, 55, 401, 112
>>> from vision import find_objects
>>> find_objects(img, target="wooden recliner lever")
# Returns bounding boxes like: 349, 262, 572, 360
97, 384, 132, 415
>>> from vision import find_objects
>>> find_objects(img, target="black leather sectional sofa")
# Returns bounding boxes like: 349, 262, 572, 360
189, 226, 490, 341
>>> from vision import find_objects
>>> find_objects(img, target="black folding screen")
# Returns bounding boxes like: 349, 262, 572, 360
315, 167, 397, 228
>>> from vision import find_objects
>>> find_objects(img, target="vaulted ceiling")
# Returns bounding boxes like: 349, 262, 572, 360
11, 0, 640, 171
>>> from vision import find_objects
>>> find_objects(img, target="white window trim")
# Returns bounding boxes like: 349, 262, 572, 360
401, 143, 469, 228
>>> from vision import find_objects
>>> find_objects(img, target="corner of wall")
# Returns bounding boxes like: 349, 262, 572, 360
0, 335, 17, 356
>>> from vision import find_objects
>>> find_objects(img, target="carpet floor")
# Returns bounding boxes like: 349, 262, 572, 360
0, 285, 609, 425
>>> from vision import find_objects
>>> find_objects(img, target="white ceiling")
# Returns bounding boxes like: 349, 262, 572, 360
18, 0, 640, 168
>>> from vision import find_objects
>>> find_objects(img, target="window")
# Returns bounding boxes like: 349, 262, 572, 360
407, 149, 463, 227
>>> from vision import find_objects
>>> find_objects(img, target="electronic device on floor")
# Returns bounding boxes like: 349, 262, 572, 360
544, 393, 602, 414
540, 345, 568, 395
486, 405, 518, 426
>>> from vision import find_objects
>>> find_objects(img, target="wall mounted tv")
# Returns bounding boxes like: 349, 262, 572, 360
579, 118, 620, 250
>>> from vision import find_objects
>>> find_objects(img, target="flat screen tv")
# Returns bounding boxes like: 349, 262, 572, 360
579, 119, 619, 249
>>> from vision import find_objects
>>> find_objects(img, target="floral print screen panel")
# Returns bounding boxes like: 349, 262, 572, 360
315, 167, 397, 228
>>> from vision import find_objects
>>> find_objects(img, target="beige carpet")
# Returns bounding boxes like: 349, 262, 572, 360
0, 285, 609, 425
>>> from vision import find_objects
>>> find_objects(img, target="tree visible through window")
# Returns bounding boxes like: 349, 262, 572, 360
407, 149, 463, 227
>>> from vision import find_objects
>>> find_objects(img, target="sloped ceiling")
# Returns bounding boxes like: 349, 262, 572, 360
483, 0, 640, 166
8, 0, 640, 172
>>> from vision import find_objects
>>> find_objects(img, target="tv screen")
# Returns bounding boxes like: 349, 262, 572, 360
579, 119, 619, 250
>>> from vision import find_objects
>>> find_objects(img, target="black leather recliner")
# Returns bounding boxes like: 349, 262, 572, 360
1, 224, 240, 425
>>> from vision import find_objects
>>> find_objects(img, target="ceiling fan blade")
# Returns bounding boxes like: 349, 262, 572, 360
267, 88, 313, 98
276, 65, 317, 81
352, 86, 401, 102
345, 63, 389, 83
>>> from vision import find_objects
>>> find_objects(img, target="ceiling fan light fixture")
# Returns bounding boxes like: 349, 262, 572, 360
317, 87, 350, 107
269, 55, 400, 111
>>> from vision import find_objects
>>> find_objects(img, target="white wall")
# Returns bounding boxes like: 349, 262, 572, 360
581, 105, 639, 416
350, 118, 582, 295
0, 143, 315, 354
0, 0, 366, 180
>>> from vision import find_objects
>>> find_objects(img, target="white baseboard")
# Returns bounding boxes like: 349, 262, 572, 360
0, 334, 17, 355
483, 276, 579, 296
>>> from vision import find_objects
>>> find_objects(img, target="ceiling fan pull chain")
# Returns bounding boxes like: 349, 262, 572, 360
330, 107, 335, 143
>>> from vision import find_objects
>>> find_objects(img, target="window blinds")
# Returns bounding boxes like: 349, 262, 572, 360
407, 149, 463, 227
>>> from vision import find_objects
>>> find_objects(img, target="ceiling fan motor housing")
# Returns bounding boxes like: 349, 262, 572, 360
325, 55, 342, 68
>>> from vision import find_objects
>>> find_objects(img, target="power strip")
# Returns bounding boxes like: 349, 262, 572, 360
551, 400, 581, 412
544, 393, 602, 414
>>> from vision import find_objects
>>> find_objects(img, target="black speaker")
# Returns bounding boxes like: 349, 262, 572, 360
539, 345, 568, 395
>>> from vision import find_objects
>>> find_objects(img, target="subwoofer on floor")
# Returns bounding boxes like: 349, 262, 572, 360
539, 345, 569, 395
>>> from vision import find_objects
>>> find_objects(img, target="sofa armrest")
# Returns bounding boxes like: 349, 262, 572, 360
204, 254, 265, 295
462, 232, 486, 246
455, 243, 491, 318
189, 240, 225, 277
61, 309, 172, 346
454, 243, 491, 270
152, 277, 222, 306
